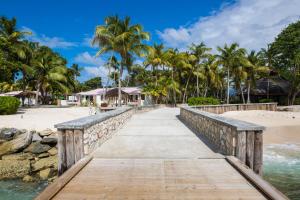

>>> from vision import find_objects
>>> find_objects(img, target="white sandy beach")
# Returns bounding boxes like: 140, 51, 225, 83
0, 107, 91, 131
221, 110, 300, 145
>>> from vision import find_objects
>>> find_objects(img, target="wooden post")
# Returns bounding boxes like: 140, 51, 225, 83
74, 130, 84, 162
236, 131, 246, 164
254, 131, 263, 175
246, 131, 255, 169
58, 130, 67, 176
66, 130, 75, 169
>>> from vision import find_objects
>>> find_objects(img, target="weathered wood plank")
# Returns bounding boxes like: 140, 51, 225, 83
57, 130, 66, 176
65, 130, 75, 169
34, 155, 93, 200
236, 131, 246, 164
74, 130, 84, 162
246, 131, 255, 169
254, 131, 263, 175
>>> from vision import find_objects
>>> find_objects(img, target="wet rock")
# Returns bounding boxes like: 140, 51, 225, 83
39, 168, 53, 180
2, 152, 34, 160
0, 131, 33, 156
32, 132, 42, 142
23, 175, 34, 182
24, 142, 51, 154
41, 137, 57, 145
48, 148, 58, 156
38, 152, 49, 158
32, 156, 57, 171
0, 160, 30, 179
39, 129, 53, 137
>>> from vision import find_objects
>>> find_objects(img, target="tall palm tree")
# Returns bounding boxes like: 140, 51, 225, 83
189, 42, 211, 97
245, 50, 269, 103
217, 43, 246, 104
259, 45, 274, 99
201, 54, 219, 97
70, 64, 82, 81
32, 47, 68, 105
93, 15, 150, 106
144, 43, 166, 86
0, 17, 31, 83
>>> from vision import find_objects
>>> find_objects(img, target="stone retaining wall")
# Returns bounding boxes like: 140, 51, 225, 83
192, 103, 277, 114
55, 107, 134, 175
180, 106, 265, 175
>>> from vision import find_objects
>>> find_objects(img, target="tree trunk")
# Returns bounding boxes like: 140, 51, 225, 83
35, 82, 40, 106
240, 84, 245, 104
182, 73, 191, 103
247, 82, 251, 104
196, 74, 199, 97
290, 91, 299, 105
227, 68, 230, 104
172, 68, 176, 107
118, 67, 123, 107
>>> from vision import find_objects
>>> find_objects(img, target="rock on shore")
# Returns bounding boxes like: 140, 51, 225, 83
0, 128, 58, 182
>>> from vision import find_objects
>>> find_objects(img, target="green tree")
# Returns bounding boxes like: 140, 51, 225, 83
93, 15, 150, 106
245, 50, 269, 103
270, 20, 300, 105
217, 43, 247, 104
81, 77, 103, 91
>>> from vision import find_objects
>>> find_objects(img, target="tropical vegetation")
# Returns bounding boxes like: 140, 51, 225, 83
1, 15, 300, 106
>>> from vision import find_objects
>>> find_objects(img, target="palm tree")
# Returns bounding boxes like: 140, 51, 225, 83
70, 64, 82, 81
201, 54, 219, 97
245, 50, 269, 103
217, 43, 246, 104
93, 15, 150, 106
32, 47, 68, 105
144, 43, 166, 86
0, 17, 31, 83
259, 45, 274, 99
189, 43, 211, 97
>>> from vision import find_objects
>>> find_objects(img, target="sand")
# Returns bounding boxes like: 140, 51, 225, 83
0, 107, 91, 131
221, 110, 300, 145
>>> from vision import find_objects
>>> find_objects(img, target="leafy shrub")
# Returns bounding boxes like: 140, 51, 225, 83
187, 97, 220, 106
0, 96, 21, 115
259, 98, 274, 103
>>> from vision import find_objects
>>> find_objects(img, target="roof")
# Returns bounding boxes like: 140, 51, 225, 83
77, 88, 109, 96
0, 90, 36, 97
251, 77, 290, 96
77, 87, 141, 96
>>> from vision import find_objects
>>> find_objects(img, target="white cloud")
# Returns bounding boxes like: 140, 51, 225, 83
74, 52, 109, 83
158, 0, 300, 51
82, 34, 98, 49
22, 27, 77, 49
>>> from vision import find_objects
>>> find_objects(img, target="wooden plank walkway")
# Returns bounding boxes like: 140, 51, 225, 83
52, 108, 266, 199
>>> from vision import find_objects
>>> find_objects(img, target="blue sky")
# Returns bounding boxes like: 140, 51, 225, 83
1, 0, 299, 82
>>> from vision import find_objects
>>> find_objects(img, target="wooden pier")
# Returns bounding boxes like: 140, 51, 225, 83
36, 107, 287, 200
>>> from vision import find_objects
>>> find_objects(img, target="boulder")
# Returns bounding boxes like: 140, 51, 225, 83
32, 156, 57, 171
41, 137, 57, 145
0, 128, 19, 141
32, 132, 42, 142
24, 142, 51, 154
39, 129, 53, 137
0, 160, 30, 179
38, 152, 49, 158
0, 131, 33, 156
48, 148, 58, 156
39, 168, 53, 180
23, 175, 34, 182
2, 152, 34, 160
